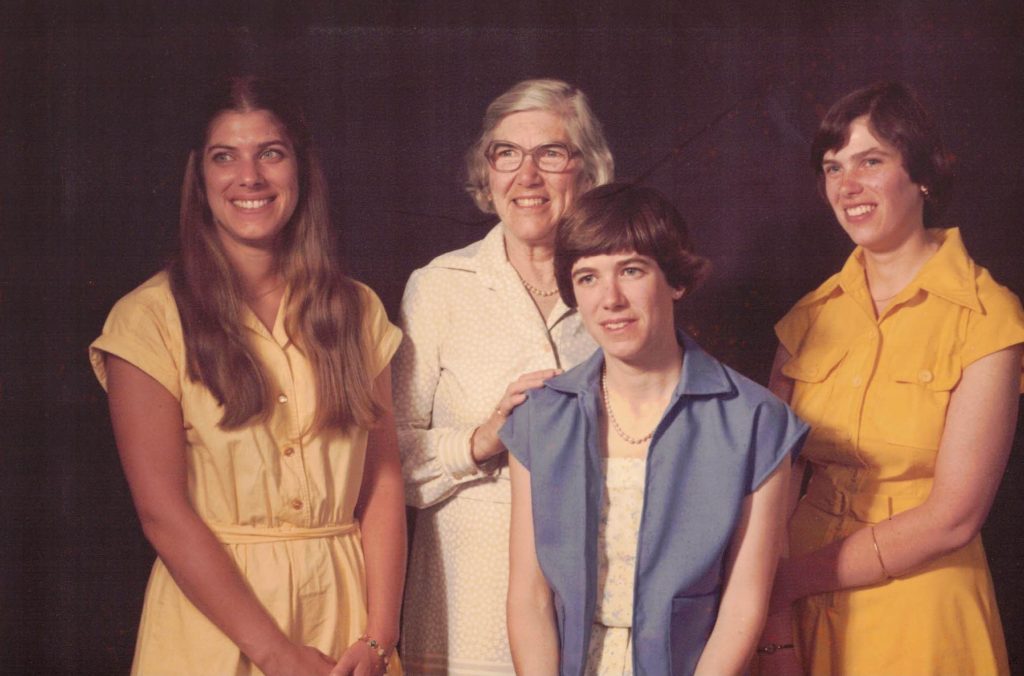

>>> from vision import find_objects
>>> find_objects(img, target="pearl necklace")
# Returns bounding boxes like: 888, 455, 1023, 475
601, 369, 654, 445
520, 277, 559, 297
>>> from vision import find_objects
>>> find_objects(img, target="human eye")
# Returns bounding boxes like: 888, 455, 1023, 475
260, 147, 286, 161
863, 156, 883, 168
491, 143, 518, 158
621, 265, 646, 278
541, 144, 569, 159
822, 162, 841, 176
573, 272, 595, 286
209, 150, 233, 163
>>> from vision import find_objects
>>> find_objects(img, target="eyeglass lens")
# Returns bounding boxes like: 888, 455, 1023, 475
488, 143, 572, 172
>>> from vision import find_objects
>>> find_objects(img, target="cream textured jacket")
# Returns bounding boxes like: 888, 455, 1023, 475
394, 224, 596, 674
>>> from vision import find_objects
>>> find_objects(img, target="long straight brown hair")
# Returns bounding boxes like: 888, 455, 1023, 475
169, 75, 381, 432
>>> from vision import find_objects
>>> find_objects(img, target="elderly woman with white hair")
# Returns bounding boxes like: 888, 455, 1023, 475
394, 78, 615, 675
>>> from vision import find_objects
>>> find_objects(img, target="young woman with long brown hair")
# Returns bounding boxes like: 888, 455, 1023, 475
90, 76, 406, 676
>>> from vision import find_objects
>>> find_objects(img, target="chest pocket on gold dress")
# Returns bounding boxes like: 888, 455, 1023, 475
866, 349, 962, 451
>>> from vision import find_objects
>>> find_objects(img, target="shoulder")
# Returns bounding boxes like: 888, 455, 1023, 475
716, 359, 790, 415
420, 233, 490, 274
352, 279, 387, 313
775, 271, 843, 354
400, 229, 501, 314
402, 239, 486, 297
974, 264, 1024, 320
105, 270, 180, 329
781, 271, 842, 321
708, 357, 809, 468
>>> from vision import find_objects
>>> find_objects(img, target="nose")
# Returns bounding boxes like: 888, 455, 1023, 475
838, 168, 862, 196
238, 156, 265, 188
600, 277, 626, 309
514, 153, 542, 186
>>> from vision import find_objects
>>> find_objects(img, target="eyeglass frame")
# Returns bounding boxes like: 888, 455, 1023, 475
484, 141, 581, 173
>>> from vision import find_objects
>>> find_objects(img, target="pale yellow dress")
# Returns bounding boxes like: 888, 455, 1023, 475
90, 272, 403, 676
777, 228, 1024, 675
584, 457, 646, 675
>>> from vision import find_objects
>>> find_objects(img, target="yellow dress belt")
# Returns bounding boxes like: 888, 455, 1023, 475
804, 475, 929, 524
209, 521, 359, 544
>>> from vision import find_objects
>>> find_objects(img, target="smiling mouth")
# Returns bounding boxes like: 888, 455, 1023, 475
232, 197, 275, 209
602, 319, 633, 330
513, 197, 548, 207
845, 204, 876, 217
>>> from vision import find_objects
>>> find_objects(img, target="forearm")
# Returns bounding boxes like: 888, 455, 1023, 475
703, 464, 789, 675
358, 470, 407, 646
780, 503, 973, 605
696, 602, 768, 676
398, 424, 497, 507
507, 592, 559, 675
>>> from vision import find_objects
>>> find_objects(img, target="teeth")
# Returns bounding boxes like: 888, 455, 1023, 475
233, 198, 271, 209
515, 197, 546, 207
846, 204, 875, 217
605, 321, 628, 330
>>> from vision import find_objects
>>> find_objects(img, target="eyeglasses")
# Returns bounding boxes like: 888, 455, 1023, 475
485, 141, 578, 173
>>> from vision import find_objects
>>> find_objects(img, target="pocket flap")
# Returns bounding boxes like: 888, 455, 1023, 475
781, 343, 848, 383
891, 356, 961, 391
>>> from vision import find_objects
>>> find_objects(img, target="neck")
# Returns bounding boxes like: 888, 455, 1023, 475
221, 241, 282, 299
504, 231, 556, 288
862, 227, 938, 300
603, 339, 684, 404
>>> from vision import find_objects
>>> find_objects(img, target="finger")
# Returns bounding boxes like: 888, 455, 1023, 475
329, 656, 355, 676
505, 393, 528, 410
517, 368, 562, 383
510, 375, 557, 395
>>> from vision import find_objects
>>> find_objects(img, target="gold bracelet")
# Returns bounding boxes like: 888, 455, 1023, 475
870, 525, 891, 579
358, 634, 393, 673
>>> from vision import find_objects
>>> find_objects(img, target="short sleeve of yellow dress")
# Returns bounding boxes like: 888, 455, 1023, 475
90, 272, 403, 676
774, 228, 1024, 675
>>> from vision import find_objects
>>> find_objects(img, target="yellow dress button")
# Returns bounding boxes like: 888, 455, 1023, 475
277, 394, 289, 404
291, 499, 303, 510
283, 447, 295, 457
851, 375, 863, 387
918, 369, 934, 383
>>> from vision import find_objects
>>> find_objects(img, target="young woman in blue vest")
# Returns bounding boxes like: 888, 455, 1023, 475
501, 182, 808, 675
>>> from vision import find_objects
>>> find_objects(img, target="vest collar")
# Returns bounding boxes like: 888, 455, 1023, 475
545, 331, 734, 399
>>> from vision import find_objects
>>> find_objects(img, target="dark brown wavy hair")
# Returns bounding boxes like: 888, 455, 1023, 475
554, 182, 710, 308
811, 81, 954, 227
169, 75, 381, 431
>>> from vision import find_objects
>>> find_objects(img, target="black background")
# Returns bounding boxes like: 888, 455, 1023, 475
2, 2, 1023, 673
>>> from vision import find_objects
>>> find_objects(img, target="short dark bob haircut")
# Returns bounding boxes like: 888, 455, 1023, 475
811, 81, 954, 227
554, 182, 710, 308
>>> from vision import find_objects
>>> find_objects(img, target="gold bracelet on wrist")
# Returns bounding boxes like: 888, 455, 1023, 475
870, 525, 891, 579
358, 634, 393, 673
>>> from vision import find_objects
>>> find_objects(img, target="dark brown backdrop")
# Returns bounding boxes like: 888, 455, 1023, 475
3, 2, 1022, 673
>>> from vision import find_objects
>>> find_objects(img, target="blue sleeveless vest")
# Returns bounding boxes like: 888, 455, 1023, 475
501, 334, 807, 675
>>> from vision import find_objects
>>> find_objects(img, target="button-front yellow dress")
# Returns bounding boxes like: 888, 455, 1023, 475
776, 228, 1024, 675
90, 272, 403, 676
